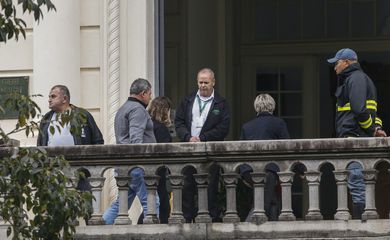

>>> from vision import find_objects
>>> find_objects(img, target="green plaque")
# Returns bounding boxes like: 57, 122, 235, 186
0, 76, 29, 119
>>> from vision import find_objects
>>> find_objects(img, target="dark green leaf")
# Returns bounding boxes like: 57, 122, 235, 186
49, 125, 55, 135
4, 5, 13, 18
7, 28, 13, 39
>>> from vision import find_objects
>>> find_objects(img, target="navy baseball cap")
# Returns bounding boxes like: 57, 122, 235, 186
327, 48, 358, 64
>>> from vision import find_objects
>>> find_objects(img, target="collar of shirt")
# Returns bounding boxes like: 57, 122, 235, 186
128, 97, 147, 108
196, 90, 215, 102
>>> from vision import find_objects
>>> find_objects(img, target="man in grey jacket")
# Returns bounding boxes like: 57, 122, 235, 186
103, 78, 158, 224
114, 78, 156, 144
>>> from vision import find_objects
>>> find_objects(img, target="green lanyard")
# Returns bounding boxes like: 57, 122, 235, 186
197, 95, 213, 115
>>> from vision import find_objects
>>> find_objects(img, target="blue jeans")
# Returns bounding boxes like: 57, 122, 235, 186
347, 162, 365, 204
102, 168, 160, 224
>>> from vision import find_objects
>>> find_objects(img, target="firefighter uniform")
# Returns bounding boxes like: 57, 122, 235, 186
335, 63, 383, 137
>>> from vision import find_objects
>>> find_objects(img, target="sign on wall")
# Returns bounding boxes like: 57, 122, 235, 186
0, 77, 29, 119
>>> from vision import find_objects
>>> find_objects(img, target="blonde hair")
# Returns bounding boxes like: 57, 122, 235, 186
148, 96, 172, 126
254, 94, 275, 114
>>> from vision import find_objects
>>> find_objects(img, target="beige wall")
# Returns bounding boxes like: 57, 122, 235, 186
0, 0, 157, 146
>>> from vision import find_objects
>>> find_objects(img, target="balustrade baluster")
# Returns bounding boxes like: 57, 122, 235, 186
250, 172, 267, 223
278, 171, 296, 221
362, 169, 379, 220
194, 173, 212, 223
222, 173, 240, 223
168, 175, 185, 224
334, 170, 351, 220
143, 175, 160, 224
114, 176, 131, 225
87, 177, 106, 225
305, 171, 322, 220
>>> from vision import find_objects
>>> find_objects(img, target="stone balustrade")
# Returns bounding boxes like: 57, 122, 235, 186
41, 137, 390, 224
1, 137, 390, 239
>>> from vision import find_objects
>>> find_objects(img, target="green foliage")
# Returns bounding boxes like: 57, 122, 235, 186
0, 147, 93, 240
0, 93, 42, 141
0, 0, 56, 42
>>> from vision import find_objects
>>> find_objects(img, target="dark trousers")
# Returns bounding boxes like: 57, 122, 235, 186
352, 202, 365, 219
157, 167, 171, 223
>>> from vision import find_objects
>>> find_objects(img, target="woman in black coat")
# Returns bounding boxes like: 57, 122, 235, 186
148, 96, 173, 223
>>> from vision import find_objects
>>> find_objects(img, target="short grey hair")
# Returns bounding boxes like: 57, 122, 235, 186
197, 68, 215, 80
130, 78, 152, 95
254, 94, 275, 114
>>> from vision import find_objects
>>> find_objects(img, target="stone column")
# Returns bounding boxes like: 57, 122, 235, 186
362, 169, 379, 220
250, 172, 267, 223
194, 173, 211, 223
143, 175, 160, 224
168, 175, 185, 224
33, 0, 80, 111
107, 0, 121, 144
305, 171, 322, 220
278, 171, 296, 221
334, 170, 351, 220
88, 177, 106, 225
114, 176, 131, 225
222, 173, 240, 223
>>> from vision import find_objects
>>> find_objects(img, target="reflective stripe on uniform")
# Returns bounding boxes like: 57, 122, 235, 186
366, 100, 377, 111
359, 116, 373, 129
337, 103, 351, 111
375, 117, 383, 126
337, 100, 377, 112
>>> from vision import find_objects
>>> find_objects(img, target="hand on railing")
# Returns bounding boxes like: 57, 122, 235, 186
374, 127, 387, 137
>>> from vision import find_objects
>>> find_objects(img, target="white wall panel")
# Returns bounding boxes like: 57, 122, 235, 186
81, 28, 100, 68
81, 68, 100, 109
81, 0, 101, 26
0, 34, 33, 71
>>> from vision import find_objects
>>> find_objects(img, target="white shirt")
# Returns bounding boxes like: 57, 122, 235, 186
191, 90, 214, 137
47, 112, 75, 146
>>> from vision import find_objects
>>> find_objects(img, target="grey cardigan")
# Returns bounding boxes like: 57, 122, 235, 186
114, 97, 156, 144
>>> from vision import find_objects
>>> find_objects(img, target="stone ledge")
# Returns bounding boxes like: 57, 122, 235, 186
70, 220, 390, 240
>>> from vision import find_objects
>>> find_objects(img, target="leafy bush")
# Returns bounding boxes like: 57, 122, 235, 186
0, 147, 92, 240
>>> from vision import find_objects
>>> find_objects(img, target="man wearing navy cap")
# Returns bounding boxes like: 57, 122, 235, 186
327, 48, 386, 219
327, 48, 386, 138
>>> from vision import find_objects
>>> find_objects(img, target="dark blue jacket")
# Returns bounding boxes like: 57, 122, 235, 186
335, 63, 381, 137
240, 112, 290, 140
174, 91, 230, 142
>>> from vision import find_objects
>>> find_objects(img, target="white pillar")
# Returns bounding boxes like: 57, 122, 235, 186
124, 0, 156, 96
33, 0, 80, 112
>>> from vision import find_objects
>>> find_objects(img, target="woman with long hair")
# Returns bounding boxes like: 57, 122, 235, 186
148, 96, 172, 143
148, 96, 173, 223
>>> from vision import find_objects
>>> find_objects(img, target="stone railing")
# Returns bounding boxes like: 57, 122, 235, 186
50, 138, 390, 222
1, 137, 390, 239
